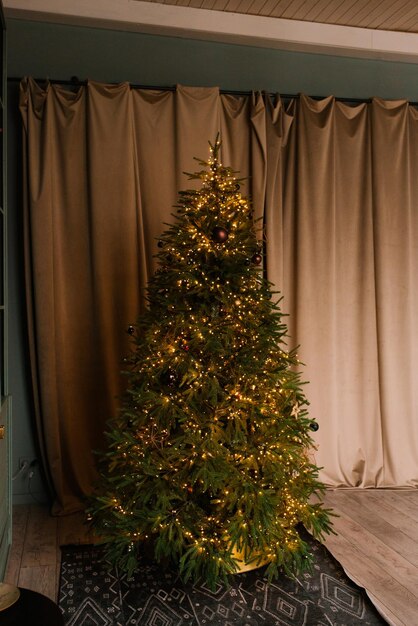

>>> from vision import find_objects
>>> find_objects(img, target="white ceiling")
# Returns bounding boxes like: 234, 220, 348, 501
4, 0, 418, 62
142, 0, 418, 32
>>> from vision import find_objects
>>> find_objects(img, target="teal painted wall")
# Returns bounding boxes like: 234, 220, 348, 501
7, 18, 418, 504
8, 18, 418, 99
8, 83, 47, 503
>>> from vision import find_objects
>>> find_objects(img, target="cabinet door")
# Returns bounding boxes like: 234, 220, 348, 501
0, 398, 11, 580
0, 0, 9, 581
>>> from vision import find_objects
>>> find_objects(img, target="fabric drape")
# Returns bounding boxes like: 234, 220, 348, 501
270, 95, 418, 488
19, 78, 418, 514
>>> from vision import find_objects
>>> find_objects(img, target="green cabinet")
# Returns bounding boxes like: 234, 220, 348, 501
0, 0, 10, 581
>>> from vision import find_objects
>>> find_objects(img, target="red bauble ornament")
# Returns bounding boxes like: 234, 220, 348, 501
212, 226, 229, 243
180, 340, 190, 352
252, 252, 262, 265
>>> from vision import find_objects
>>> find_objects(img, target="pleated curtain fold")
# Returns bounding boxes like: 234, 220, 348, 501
19, 78, 418, 514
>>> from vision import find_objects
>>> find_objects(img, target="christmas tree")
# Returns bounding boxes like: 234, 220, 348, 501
88, 138, 333, 588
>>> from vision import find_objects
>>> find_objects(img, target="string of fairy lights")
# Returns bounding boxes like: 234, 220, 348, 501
89, 139, 330, 584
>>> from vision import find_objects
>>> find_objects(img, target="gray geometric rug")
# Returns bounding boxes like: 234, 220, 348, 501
58, 531, 387, 625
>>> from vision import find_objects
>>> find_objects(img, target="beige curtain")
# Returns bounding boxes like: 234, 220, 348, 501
19, 79, 418, 514
266, 94, 418, 488
19, 78, 275, 513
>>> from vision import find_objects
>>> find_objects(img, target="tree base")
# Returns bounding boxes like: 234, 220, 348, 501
230, 545, 270, 573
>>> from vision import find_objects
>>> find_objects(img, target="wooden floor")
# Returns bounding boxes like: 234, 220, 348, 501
3, 489, 418, 626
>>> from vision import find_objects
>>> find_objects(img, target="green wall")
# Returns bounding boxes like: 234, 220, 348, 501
7, 17, 418, 504
8, 18, 418, 99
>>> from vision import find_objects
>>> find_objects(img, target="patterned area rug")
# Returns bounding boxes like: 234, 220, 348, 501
58, 532, 387, 626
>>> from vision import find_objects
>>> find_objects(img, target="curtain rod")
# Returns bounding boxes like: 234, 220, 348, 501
10, 75, 411, 106
6, 75, 371, 103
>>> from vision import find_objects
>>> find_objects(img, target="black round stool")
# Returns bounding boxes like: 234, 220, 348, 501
0, 588, 64, 626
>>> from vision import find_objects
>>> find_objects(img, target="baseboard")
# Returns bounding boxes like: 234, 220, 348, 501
12, 492, 49, 506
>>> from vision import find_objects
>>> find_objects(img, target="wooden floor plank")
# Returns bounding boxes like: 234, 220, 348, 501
5, 489, 418, 622
325, 490, 418, 568
361, 491, 418, 540
360, 595, 401, 626
18, 564, 57, 601
55, 559, 61, 601
323, 506, 418, 600
322, 530, 417, 626
375, 490, 418, 521
3, 504, 29, 586
21, 504, 58, 568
